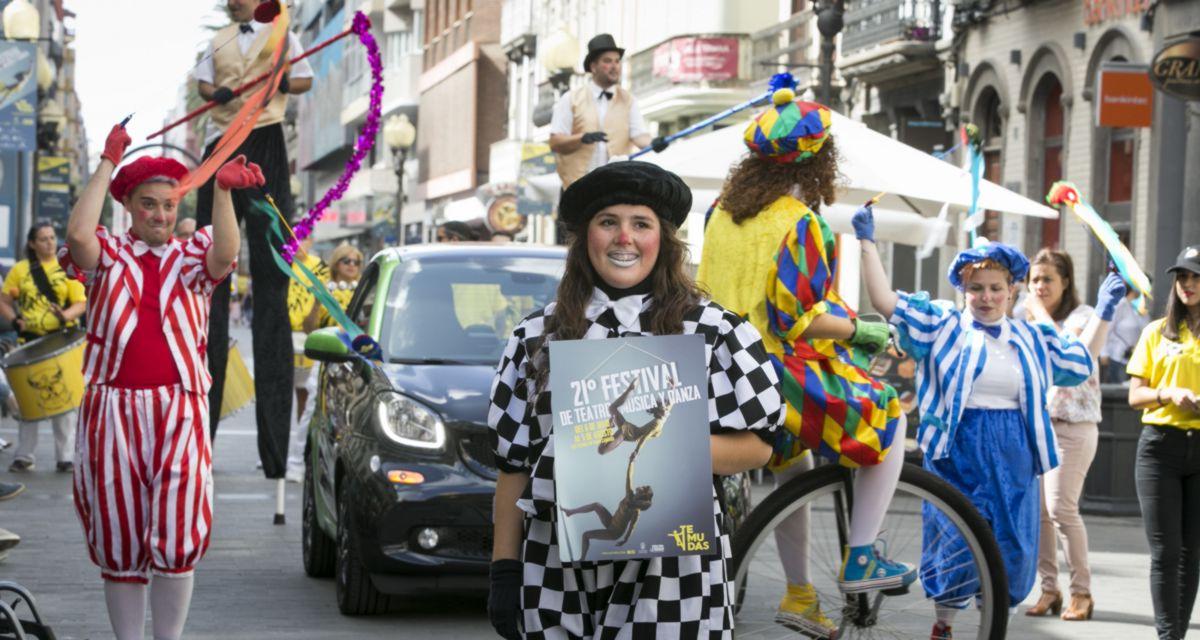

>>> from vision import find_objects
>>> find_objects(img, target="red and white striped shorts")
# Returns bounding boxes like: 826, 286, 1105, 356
73, 385, 213, 583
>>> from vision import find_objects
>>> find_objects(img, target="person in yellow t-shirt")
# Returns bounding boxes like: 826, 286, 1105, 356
303, 243, 361, 332
285, 235, 329, 482
0, 222, 86, 473
1126, 244, 1200, 639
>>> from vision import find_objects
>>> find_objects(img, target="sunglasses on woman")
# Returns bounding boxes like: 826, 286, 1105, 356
338, 258, 362, 266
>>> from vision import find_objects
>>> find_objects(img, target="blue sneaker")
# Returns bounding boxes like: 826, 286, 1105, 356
837, 540, 917, 594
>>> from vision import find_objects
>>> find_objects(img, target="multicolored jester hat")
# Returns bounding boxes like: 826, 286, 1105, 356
167, 3, 385, 344
1046, 181, 1152, 315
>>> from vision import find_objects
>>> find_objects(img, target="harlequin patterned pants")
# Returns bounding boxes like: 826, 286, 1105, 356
73, 384, 213, 584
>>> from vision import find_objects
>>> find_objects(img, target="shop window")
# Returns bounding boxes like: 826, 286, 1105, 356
974, 88, 1004, 242
1036, 77, 1064, 248
1108, 133, 1134, 204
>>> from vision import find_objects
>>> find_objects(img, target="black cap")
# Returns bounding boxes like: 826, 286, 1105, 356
1167, 244, 1200, 277
559, 161, 691, 230
583, 34, 625, 73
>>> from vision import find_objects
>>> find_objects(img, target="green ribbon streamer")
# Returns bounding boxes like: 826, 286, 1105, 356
251, 198, 363, 338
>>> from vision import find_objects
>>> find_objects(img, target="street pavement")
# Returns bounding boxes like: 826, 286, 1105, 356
0, 326, 1181, 638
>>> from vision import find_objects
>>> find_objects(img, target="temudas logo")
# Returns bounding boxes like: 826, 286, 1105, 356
668, 524, 710, 552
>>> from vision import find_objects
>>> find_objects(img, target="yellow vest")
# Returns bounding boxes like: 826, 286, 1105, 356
209, 24, 290, 131
556, 84, 634, 188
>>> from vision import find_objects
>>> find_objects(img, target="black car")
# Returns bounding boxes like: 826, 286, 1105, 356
301, 243, 565, 614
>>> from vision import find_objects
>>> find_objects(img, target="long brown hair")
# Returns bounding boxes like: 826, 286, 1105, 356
531, 218, 704, 393
1030, 248, 1079, 323
1162, 272, 1200, 341
716, 137, 842, 224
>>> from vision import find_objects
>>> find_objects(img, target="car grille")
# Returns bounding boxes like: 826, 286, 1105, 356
411, 526, 493, 561
458, 430, 497, 479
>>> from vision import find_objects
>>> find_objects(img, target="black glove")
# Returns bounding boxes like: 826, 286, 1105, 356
212, 86, 235, 104
580, 131, 608, 144
278, 74, 290, 95
488, 559, 522, 640
651, 136, 669, 153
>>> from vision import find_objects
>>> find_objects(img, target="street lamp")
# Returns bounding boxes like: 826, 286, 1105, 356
383, 113, 415, 246
816, 0, 845, 109
541, 28, 578, 92
2, 0, 39, 40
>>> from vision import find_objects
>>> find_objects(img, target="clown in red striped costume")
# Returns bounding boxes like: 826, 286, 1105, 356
61, 122, 264, 639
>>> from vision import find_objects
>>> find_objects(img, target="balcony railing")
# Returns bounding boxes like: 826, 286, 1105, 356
841, 0, 940, 58
749, 10, 814, 83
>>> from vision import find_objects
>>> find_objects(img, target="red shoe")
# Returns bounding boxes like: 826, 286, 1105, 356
930, 621, 952, 640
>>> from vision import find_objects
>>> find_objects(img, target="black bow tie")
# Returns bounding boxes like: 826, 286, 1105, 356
599, 90, 613, 100
239, 23, 254, 34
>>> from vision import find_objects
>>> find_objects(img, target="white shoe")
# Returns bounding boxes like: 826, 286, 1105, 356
286, 467, 303, 484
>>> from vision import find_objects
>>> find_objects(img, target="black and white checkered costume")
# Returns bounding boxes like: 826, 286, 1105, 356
489, 289, 784, 639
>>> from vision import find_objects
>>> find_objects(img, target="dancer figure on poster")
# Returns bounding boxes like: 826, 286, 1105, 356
597, 377, 674, 457
561, 460, 654, 559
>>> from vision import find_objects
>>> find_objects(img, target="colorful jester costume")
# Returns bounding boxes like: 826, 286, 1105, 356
698, 96, 902, 471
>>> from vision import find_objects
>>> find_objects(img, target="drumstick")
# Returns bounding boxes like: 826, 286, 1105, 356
119, 113, 135, 128
865, 191, 886, 207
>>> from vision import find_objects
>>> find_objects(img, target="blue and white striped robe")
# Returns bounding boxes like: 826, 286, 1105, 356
889, 291, 1094, 475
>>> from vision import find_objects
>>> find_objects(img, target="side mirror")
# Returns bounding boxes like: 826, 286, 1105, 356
304, 327, 352, 363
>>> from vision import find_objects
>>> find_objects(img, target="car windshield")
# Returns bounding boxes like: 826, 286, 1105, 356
381, 253, 563, 365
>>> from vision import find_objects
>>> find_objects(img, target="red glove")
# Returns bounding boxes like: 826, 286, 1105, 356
101, 124, 131, 166
215, 155, 267, 190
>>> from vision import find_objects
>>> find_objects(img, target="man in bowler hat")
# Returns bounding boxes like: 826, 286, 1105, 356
549, 34, 658, 190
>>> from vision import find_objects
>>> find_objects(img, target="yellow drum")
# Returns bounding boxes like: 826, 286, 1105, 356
2, 328, 85, 421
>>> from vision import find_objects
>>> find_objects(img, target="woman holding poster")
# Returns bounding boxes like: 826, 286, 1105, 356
487, 161, 784, 639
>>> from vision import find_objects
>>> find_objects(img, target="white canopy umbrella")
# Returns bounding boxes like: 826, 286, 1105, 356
642, 110, 1058, 222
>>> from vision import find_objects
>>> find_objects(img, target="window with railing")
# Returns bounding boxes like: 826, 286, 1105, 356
841, 0, 940, 57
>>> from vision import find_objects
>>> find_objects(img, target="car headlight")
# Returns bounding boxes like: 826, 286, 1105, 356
375, 392, 446, 450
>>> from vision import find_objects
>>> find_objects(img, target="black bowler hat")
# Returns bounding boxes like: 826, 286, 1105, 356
559, 161, 692, 230
583, 33, 625, 72
1167, 244, 1200, 277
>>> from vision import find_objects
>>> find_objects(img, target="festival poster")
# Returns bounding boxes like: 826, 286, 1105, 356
550, 334, 715, 563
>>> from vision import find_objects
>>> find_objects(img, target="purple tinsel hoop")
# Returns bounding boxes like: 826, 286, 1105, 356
283, 11, 383, 263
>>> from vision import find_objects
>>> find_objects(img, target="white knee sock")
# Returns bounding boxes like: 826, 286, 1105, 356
773, 452, 814, 586
150, 574, 194, 640
935, 604, 958, 625
104, 581, 146, 640
848, 413, 907, 548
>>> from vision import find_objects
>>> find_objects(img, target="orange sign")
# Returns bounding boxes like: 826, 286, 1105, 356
1097, 64, 1153, 128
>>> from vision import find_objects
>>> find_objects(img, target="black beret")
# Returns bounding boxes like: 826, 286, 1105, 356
559, 161, 692, 229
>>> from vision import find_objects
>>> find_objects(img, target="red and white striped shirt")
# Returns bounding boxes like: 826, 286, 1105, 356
59, 226, 234, 394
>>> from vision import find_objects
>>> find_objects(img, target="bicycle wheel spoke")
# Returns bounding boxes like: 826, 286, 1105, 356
732, 464, 1005, 640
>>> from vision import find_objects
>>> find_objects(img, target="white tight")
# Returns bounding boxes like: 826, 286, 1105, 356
775, 413, 907, 585
103, 574, 194, 640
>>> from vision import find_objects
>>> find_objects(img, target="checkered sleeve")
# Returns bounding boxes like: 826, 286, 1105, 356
765, 213, 835, 342
489, 323, 535, 474
706, 305, 783, 445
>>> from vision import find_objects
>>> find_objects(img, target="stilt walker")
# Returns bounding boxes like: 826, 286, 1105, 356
62, 119, 265, 639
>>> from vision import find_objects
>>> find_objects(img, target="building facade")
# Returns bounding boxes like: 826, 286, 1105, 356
943, 0, 1158, 305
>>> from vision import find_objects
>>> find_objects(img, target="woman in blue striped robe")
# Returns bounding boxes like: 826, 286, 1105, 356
850, 207, 1113, 638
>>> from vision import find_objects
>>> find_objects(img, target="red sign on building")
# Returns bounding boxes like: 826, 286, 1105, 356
1096, 63, 1154, 128
651, 37, 739, 83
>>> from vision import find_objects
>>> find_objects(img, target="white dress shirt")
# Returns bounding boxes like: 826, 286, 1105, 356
193, 21, 314, 144
550, 82, 647, 173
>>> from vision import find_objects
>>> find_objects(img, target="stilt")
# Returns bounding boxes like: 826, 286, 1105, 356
274, 478, 286, 525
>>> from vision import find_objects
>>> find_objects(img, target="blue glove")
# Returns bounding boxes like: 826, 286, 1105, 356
1095, 272, 1127, 322
851, 205, 875, 242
